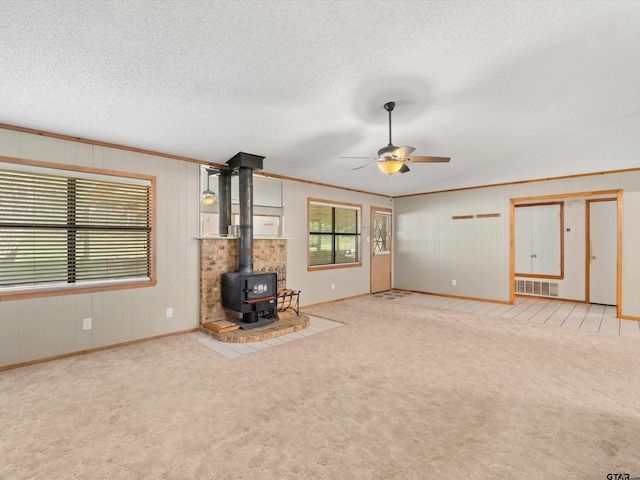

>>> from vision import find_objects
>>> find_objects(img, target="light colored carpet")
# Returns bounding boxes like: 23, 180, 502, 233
1, 296, 639, 479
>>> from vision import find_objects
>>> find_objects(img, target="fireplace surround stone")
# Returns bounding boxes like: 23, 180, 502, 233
199, 237, 287, 324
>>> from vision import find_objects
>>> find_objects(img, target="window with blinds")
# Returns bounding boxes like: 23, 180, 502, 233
308, 200, 361, 268
0, 166, 152, 294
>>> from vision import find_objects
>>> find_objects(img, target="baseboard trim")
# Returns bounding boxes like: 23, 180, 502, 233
394, 288, 512, 305
0, 328, 200, 372
301, 293, 371, 310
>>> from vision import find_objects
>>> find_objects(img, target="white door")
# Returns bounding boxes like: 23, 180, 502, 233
514, 203, 562, 276
588, 200, 617, 305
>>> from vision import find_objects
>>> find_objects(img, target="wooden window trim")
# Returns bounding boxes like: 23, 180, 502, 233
0, 156, 156, 301
307, 198, 363, 271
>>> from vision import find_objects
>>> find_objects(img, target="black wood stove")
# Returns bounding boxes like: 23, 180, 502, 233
219, 152, 278, 330
221, 271, 278, 326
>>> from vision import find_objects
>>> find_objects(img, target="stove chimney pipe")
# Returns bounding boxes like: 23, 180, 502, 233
218, 170, 232, 236
226, 152, 265, 274
238, 166, 253, 273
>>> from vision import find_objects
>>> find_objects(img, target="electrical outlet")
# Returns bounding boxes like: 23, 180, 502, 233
166, 308, 173, 318
331, 283, 335, 290
452, 280, 457, 286
82, 318, 92, 330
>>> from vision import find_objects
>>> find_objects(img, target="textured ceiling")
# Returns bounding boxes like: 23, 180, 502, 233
1, 0, 639, 196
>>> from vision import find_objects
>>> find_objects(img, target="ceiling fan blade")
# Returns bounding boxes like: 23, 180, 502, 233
399, 164, 410, 174
406, 156, 451, 163
349, 161, 379, 171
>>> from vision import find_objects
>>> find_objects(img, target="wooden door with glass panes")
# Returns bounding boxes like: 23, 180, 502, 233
370, 207, 392, 293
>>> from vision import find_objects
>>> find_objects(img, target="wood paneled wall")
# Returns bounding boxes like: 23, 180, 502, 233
394, 171, 640, 319
0, 128, 200, 367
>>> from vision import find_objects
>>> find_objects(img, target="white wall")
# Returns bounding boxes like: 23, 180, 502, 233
0, 128, 201, 367
394, 171, 640, 318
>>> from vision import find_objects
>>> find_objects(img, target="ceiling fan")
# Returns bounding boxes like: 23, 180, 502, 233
342, 101, 450, 175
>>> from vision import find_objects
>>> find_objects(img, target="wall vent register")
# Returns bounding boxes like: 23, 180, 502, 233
515, 280, 559, 297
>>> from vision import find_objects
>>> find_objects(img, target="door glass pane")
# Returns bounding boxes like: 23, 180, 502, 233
374, 213, 390, 253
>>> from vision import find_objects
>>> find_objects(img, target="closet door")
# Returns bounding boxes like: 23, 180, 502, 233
588, 199, 617, 305
515, 203, 562, 277
531, 205, 561, 275
514, 207, 533, 273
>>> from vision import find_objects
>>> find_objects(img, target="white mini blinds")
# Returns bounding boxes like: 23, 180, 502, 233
0, 167, 152, 292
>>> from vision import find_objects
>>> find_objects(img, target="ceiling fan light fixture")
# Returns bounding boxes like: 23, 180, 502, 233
377, 160, 404, 175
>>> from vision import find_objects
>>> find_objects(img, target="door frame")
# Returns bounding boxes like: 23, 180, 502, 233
585, 198, 619, 307
370, 206, 393, 293
510, 189, 622, 318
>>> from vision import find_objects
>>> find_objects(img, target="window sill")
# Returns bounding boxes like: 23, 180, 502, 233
307, 262, 363, 272
0, 279, 157, 302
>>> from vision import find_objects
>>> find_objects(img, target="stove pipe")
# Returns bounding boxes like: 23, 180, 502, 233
217, 170, 232, 236
226, 152, 265, 274
238, 166, 253, 273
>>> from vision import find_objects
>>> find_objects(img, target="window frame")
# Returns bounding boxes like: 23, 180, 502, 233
0, 156, 156, 301
307, 197, 362, 271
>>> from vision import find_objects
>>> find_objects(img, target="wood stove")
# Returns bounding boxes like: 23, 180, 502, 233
221, 271, 278, 325
219, 152, 279, 329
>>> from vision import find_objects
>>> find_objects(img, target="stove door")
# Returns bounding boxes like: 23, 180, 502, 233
245, 274, 274, 300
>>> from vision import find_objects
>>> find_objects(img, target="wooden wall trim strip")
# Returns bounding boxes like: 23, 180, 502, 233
395, 172, 640, 199
0, 328, 200, 372
393, 288, 512, 305
452, 215, 474, 220
301, 293, 371, 309
0, 122, 227, 169
617, 190, 623, 318
509, 200, 516, 304
257, 172, 389, 198
7, 123, 632, 201
0, 154, 155, 181
0, 124, 388, 199
511, 190, 621, 203
476, 213, 501, 218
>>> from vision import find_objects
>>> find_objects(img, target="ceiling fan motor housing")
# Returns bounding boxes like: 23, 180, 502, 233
378, 144, 400, 158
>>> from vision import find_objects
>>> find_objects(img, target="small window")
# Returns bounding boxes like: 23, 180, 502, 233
0, 161, 154, 299
308, 199, 361, 269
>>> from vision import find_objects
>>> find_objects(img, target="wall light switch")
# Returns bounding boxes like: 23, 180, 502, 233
82, 318, 92, 330
452, 280, 457, 286
166, 308, 173, 318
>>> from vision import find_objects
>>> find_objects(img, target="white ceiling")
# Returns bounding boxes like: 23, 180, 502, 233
1, 0, 640, 196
